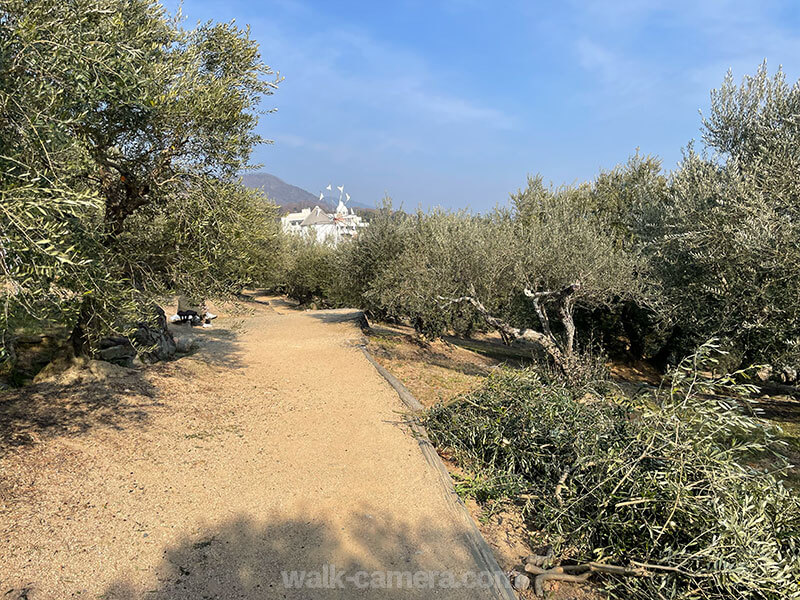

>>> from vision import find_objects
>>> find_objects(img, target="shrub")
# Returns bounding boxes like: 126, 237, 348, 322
334, 200, 410, 317
281, 234, 338, 306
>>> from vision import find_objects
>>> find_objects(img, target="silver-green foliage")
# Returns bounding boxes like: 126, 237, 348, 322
333, 179, 650, 341
643, 64, 800, 367
510, 175, 649, 313
280, 233, 338, 306
0, 0, 280, 359
425, 342, 800, 599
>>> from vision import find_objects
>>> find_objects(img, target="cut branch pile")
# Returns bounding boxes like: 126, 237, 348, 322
425, 341, 800, 600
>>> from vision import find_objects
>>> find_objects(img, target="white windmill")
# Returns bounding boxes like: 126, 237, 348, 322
310, 182, 365, 243
320, 183, 352, 217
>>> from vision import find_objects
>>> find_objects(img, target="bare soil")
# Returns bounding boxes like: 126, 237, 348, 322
0, 296, 510, 599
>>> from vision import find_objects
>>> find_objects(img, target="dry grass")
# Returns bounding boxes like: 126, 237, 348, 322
366, 323, 500, 407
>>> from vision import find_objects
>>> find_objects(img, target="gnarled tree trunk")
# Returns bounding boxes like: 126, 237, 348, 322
441, 282, 581, 377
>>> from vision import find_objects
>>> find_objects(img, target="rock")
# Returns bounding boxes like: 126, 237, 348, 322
174, 336, 197, 354
98, 335, 130, 349
92, 306, 176, 366
98, 343, 136, 365
86, 359, 134, 380
34, 357, 132, 385
513, 573, 531, 591
34, 355, 88, 384
10, 328, 70, 379
134, 305, 177, 364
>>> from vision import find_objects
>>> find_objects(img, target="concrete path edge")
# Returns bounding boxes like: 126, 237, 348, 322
359, 344, 517, 600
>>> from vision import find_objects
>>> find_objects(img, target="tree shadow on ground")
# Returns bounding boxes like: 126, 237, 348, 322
306, 309, 369, 326
0, 367, 161, 454
442, 335, 535, 366
173, 322, 247, 370
101, 506, 510, 600
0, 320, 245, 455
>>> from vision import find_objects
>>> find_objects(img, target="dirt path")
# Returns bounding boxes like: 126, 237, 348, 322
0, 297, 511, 599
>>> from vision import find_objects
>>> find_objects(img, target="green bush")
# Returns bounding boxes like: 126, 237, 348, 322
334, 199, 410, 317
425, 342, 800, 600
281, 234, 339, 306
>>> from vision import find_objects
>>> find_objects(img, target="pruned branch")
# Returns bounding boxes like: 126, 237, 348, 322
525, 560, 648, 596
521, 549, 713, 597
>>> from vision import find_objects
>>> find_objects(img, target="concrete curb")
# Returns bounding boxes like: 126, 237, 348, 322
360, 344, 517, 600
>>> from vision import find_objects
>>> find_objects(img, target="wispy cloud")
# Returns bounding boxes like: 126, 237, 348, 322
573, 38, 663, 111
256, 14, 513, 133
401, 82, 512, 128
571, 1, 800, 115
173, 0, 800, 208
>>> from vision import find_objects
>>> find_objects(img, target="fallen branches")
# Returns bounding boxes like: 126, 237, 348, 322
523, 554, 648, 597
521, 554, 710, 597
425, 343, 800, 600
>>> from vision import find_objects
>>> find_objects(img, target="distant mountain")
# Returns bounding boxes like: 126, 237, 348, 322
241, 172, 376, 216
241, 172, 334, 213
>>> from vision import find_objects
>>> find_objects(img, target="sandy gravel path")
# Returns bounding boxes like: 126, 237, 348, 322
0, 298, 510, 599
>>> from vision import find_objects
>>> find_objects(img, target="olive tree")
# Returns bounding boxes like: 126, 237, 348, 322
334, 199, 411, 317
647, 65, 800, 371
442, 178, 650, 376
0, 0, 281, 361
367, 209, 517, 337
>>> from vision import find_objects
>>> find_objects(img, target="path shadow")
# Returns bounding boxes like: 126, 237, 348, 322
99, 505, 510, 600
0, 367, 161, 454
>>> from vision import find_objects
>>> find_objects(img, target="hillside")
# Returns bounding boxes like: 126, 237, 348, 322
240, 172, 334, 213
241, 172, 377, 217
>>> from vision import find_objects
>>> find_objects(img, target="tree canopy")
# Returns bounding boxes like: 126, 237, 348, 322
1, 0, 281, 361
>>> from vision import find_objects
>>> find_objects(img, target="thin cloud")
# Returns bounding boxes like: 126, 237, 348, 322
574, 38, 661, 109
253, 10, 513, 132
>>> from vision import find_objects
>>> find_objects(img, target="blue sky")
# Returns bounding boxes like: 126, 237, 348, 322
168, 0, 800, 210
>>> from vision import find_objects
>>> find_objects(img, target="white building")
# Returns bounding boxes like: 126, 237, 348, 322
281, 200, 367, 244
